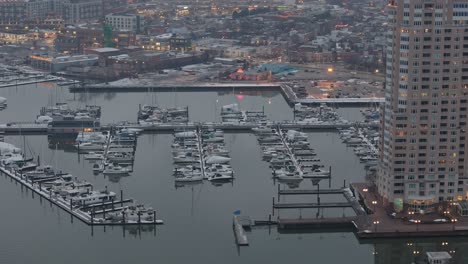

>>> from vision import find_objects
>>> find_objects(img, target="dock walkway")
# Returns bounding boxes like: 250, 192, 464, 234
0, 121, 378, 135
0, 166, 163, 226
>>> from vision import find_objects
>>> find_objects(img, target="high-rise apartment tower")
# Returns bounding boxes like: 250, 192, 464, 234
377, 0, 468, 211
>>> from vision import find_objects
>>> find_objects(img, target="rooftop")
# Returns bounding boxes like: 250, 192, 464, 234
88, 48, 120, 53
426, 251, 452, 260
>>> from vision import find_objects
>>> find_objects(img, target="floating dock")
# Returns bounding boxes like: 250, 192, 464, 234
277, 217, 357, 230
0, 166, 163, 226
0, 121, 378, 135
233, 215, 251, 246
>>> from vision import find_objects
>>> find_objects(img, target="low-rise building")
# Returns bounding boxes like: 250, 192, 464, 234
30, 54, 98, 73
105, 13, 145, 33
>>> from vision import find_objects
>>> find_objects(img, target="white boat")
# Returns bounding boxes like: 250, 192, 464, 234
173, 152, 200, 163
204, 164, 233, 178
92, 162, 105, 172
84, 152, 104, 160
103, 164, 130, 175
75, 142, 104, 151
174, 131, 196, 138
205, 155, 231, 164
35, 115, 53, 124
173, 165, 201, 174
207, 173, 233, 181
276, 171, 303, 181
305, 168, 330, 177
24, 165, 55, 179
106, 151, 134, 162
71, 190, 116, 206
107, 204, 156, 223
203, 137, 224, 143
344, 138, 363, 144
360, 155, 378, 162
175, 172, 204, 182
120, 128, 143, 134
252, 126, 273, 133
76, 132, 108, 144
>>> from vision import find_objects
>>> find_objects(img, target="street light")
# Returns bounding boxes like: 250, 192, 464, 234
415, 219, 421, 231
327, 67, 334, 73
373, 220, 380, 232
451, 218, 458, 231
372, 200, 377, 212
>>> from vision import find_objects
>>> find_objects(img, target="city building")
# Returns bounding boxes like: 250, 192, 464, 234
0, 0, 26, 23
62, 0, 103, 23
25, 0, 51, 21
376, 0, 468, 212
105, 13, 145, 33
29, 54, 98, 72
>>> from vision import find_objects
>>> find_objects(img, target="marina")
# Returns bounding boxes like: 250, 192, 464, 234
0, 81, 464, 264
0, 141, 162, 226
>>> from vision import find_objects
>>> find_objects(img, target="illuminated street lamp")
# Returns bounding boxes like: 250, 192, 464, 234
372, 200, 377, 212
373, 220, 380, 232
327, 67, 334, 73
415, 220, 421, 231
451, 218, 458, 230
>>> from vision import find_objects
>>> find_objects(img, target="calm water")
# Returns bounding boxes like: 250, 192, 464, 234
0, 83, 465, 264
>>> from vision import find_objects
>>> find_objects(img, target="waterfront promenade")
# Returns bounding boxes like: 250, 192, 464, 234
352, 183, 468, 239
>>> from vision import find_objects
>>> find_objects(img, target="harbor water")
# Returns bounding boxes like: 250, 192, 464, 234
0, 83, 466, 264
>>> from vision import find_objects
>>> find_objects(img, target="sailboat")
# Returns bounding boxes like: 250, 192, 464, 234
17, 125, 38, 172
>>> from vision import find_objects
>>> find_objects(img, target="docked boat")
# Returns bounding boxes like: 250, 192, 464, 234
207, 173, 233, 182
174, 131, 196, 138
203, 136, 224, 143
275, 170, 303, 181
252, 126, 274, 134
92, 162, 105, 172
174, 172, 204, 182
107, 204, 155, 223
304, 168, 330, 177
173, 152, 200, 163
75, 142, 104, 151
71, 190, 116, 207
103, 164, 131, 175
23, 165, 55, 180
84, 152, 104, 160
205, 155, 231, 164
106, 151, 134, 163
119, 128, 143, 134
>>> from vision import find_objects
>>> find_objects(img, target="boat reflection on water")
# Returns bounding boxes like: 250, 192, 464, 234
209, 179, 233, 187
48, 134, 80, 152
103, 172, 131, 183
277, 179, 302, 189
174, 180, 203, 190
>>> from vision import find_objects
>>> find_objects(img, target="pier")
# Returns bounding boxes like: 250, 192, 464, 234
0, 165, 163, 226
0, 121, 378, 135
277, 217, 357, 230
280, 84, 384, 106
233, 215, 250, 246
69, 82, 383, 106
273, 202, 353, 209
